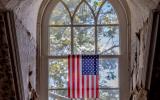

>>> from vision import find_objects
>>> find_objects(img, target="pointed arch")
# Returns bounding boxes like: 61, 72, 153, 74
49, 1, 71, 25
73, 1, 95, 25
37, 0, 131, 100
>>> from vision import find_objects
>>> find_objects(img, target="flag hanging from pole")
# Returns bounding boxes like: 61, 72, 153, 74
68, 55, 99, 99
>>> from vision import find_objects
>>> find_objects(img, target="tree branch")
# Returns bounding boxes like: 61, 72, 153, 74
100, 45, 119, 54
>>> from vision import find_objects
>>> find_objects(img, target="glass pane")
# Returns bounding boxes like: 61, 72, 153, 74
49, 2, 70, 25
74, 27, 95, 54
100, 89, 119, 100
99, 58, 119, 88
48, 90, 70, 100
49, 27, 71, 56
48, 59, 68, 89
98, 1, 119, 24
98, 26, 119, 55
73, 2, 94, 25
86, 0, 105, 14
62, 0, 81, 15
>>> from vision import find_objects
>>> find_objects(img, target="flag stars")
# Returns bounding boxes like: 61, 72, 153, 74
82, 55, 99, 75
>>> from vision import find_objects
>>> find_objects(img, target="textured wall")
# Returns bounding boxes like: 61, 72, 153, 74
127, 0, 160, 100
127, 0, 160, 34
130, 20, 152, 100
2, 0, 42, 99
6, 0, 43, 39
14, 16, 36, 100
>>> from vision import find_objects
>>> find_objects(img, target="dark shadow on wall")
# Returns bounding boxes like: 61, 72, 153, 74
147, 4, 160, 100
0, 10, 24, 100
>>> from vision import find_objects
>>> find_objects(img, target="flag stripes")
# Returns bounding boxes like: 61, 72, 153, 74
68, 55, 99, 99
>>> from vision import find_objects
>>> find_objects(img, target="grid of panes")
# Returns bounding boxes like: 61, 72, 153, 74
48, 0, 120, 100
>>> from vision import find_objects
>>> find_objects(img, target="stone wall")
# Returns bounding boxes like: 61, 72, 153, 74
14, 16, 36, 100
127, 0, 160, 34
130, 19, 152, 100
3, 0, 42, 99
128, 0, 160, 100
6, 0, 43, 39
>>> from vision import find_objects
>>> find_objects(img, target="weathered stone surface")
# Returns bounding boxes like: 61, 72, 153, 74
15, 16, 36, 100
128, 1, 160, 100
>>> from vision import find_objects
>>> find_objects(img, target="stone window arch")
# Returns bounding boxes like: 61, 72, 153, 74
37, 0, 130, 100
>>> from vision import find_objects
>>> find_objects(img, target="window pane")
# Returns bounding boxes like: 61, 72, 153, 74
86, 0, 105, 14
73, 2, 94, 25
49, 2, 70, 25
74, 27, 95, 54
62, 0, 81, 15
48, 59, 68, 89
100, 89, 119, 100
98, 1, 119, 24
49, 27, 71, 56
48, 90, 70, 100
98, 26, 119, 55
99, 58, 119, 88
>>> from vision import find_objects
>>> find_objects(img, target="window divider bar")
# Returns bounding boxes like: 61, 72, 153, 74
48, 24, 119, 27
48, 88, 119, 90
48, 55, 120, 59
71, 17, 74, 54
95, 14, 98, 54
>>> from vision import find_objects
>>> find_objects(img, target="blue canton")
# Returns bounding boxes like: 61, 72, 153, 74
82, 55, 99, 75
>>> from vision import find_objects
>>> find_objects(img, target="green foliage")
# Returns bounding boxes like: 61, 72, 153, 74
48, 0, 120, 99
49, 59, 68, 88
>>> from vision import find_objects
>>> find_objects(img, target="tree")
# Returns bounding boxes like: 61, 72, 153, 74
48, 0, 119, 99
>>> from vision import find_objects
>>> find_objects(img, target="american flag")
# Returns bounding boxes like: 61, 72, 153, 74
68, 55, 99, 99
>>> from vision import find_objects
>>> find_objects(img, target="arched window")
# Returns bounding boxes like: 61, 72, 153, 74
39, 0, 129, 100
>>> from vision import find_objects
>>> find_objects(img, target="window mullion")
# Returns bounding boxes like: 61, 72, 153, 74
71, 17, 74, 54
48, 55, 120, 59
48, 24, 119, 27
95, 16, 98, 54
48, 88, 119, 90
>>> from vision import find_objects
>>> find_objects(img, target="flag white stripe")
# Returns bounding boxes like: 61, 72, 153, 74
79, 56, 82, 98
94, 76, 96, 98
89, 75, 92, 98
70, 56, 72, 97
68, 55, 99, 98
84, 76, 87, 98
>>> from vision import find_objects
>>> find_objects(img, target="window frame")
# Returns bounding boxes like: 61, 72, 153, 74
37, 0, 130, 100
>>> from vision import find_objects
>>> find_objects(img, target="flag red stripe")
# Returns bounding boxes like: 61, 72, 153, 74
72, 55, 75, 98
68, 55, 99, 98
77, 55, 80, 98
96, 75, 99, 98
82, 75, 84, 97
68, 55, 70, 98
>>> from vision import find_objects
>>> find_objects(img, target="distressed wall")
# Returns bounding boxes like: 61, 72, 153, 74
130, 19, 152, 100
6, 0, 43, 39
1, 0, 42, 99
14, 16, 36, 100
127, 0, 160, 100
